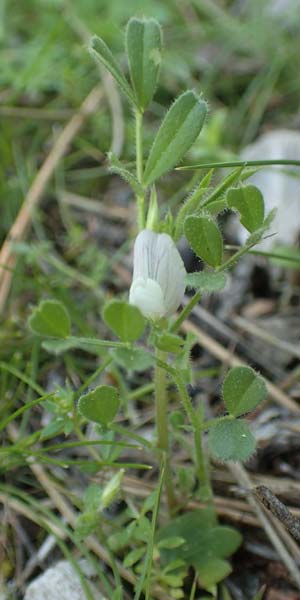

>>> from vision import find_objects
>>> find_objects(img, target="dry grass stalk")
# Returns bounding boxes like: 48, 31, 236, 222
0, 85, 104, 313
229, 462, 300, 588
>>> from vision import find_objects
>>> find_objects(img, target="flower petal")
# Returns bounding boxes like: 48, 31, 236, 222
132, 229, 159, 280
155, 233, 186, 316
129, 277, 165, 318
131, 230, 186, 318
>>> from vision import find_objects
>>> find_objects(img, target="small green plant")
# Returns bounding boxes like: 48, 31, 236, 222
25, 16, 274, 599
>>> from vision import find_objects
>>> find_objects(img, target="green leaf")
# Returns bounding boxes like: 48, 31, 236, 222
78, 385, 119, 425
203, 526, 242, 560
144, 91, 207, 186
227, 185, 265, 233
157, 509, 241, 577
74, 511, 99, 542
197, 558, 231, 589
157, 536, 185, 549
90, 35, 137, 107
83, 483, 103, 512
208, 419, 256, 462
174, 169, 214, 241
111, 347, 153, 372
185, 271, 227, 292
223, 366, 267, 417
184, 215, 223, 267
154, 332, 183, 354
163, 559, 186, 574
205, 198, 228, 215
28, 299, 71, 338
126, 17, 162, 110
40, 417, 65, 439
201, 167, 244, 209
123, 546, 146, 568
100, 470, 124, 509
103, 300, 145, 342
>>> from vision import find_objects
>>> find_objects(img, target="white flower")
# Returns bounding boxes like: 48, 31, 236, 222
129, 230, 186, 319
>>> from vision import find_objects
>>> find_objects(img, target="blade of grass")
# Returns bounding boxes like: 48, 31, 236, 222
177, 159, 300, 170
0, 393, 53, 433
134, 460, 165, 600
0, 361, 44, 395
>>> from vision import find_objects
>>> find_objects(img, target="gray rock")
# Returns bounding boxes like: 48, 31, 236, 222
24, 560, 105, 600
237, 129, 300, 250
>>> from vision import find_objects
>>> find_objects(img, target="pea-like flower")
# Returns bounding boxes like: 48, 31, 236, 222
129, 229, 186, 319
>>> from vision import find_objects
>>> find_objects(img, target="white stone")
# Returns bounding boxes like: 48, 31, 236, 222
24, 560, 105, 600
237, 129, 300, 250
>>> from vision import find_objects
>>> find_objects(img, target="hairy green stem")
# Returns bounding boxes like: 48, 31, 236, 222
136, 109, 145, 229
156, 357, 213, 503
216, 243, 256, 273
154, 349, 176, 512
76, 356, 113, 397
170, 290, 202, 333
174, 373, 213, 503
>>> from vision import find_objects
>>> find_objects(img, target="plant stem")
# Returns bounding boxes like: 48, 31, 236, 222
199, 414, 234, 431
216, 243, 256, 273
170, 290, 202, 333
68, 336, 129, 349
174, 373, 213, 503
154, 349, 176, 512
76, 356, 113, 397
135, 109, 145, 230
226, 244, 300, 265
155, 356, 213, 503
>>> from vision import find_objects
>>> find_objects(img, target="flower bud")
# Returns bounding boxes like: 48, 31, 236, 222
129, 230, 186, 320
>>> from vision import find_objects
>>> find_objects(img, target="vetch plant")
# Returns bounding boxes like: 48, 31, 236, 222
26, 16, 278, 598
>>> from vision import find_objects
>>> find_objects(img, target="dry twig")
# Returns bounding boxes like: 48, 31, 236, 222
229, 462, 300, 588
255, 485, 300, 542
